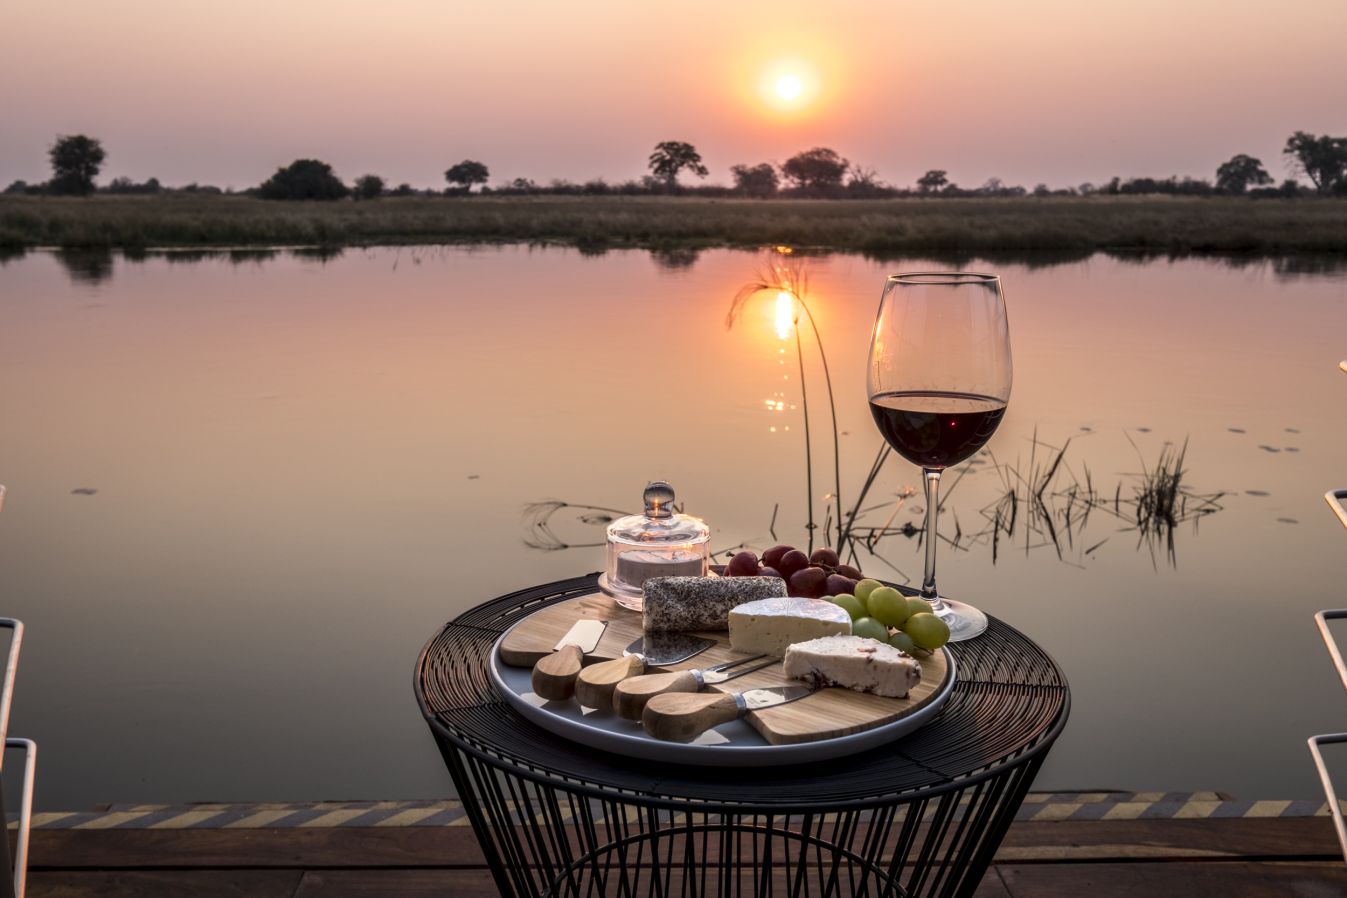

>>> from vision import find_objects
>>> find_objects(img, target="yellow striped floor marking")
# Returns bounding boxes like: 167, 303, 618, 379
223, 809, 302, 829
374, 807, 444, 827
298, 809, 371, 828
1247, 800, 1292, 817
76, 812, 157, 830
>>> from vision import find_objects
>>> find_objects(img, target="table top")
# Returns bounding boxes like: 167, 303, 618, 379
416, 574, 1070, 812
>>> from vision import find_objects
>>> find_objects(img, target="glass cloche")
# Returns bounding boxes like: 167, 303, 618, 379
601, 481, 710, 610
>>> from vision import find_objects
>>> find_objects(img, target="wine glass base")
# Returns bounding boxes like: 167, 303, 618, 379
932, 598, 989, 642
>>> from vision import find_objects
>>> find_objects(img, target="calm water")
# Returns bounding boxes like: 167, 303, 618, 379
2, 245, 1346, 810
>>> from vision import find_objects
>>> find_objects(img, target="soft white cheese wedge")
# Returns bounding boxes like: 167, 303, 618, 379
727, 597, 851, 657
783, 634, 923, 698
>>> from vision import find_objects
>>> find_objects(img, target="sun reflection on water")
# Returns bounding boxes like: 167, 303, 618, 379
774, 291, 795, 339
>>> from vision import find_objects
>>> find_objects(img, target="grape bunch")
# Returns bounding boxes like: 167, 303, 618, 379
723, 545, 864, 599
827, 579, 951, 653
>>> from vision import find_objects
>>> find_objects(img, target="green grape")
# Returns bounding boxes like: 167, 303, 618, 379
866, 586, 910, 628
888, 631, 918, 655
904, 612, 950, 650
905, 597, 934, 618
833, 594, 867, 620
852, 617, 889, 642
853, 579, 883, 603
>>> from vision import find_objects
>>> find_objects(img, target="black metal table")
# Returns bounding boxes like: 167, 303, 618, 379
415, 575, 1070, 898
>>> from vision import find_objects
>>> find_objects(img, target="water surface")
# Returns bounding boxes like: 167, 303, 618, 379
2, 246, 1346, 809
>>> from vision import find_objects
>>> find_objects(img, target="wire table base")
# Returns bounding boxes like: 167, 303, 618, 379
416, 575, 1069, 898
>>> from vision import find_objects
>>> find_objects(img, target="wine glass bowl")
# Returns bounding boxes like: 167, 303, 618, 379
867, 273, 1012, 641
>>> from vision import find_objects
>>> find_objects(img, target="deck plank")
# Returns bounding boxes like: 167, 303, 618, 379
292, 870, 499, 897
997, 861, 1347, 897
33, 817, 1343, 869
28, 870, 302, 898
996, 818, 1342, 860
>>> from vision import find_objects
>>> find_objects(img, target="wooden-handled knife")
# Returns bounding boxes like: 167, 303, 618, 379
612, 654, 775, 720
573, 633, 714, 709
641, 685, 816, 742
530, 619, 607, 701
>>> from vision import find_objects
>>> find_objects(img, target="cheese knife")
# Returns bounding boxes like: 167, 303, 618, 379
573, 633, 715, 709
612, 654, 776, 720
531, 619, 607, 701
641, 685, 816, 743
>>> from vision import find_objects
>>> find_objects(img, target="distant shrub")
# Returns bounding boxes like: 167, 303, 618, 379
105, 176, 162, 195
353, 174, 385, 200
4, 180, 30, 195
389, 183, 416, 197
258, 160, 350, 200
730, 163, 778, 198
180, 183, 224, 194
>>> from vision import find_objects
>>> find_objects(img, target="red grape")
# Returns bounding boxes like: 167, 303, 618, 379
762, 545, 794, 568
726, 551, 760, 577
789, 566, 828, 598
759, 566, 782, 580
777, 550, 809, 578
810, 548, 840, 568
836, 564, 863, 580
825, 574, 858, 596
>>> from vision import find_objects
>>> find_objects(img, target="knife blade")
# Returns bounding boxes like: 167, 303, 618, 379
612, 654, 776, 721
641, 685, 817, 742
573, 633, 715, 710
531, 619, 607, 701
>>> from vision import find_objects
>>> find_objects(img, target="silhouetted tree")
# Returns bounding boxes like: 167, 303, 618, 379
258, 159, 349, 200
1215, 154, 1272, 194
353, 174, 385, 200
648, 141, 708, 191
48, 134, 106, 195
4, 180, 29, 195
390, 183, 415, 197
917, 170, 948, 193
730, 163, 778, 197
1284, 131, 1347, 193
445, 160, 489, 193
781, 148, 848, 192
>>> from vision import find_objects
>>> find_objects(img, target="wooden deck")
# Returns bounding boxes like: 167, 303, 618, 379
25, 816, 1347, 897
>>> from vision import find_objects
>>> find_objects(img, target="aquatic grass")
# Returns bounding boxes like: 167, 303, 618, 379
727, 253, 843, 555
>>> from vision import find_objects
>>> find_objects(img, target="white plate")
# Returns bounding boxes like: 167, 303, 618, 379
488, 625, 956, 767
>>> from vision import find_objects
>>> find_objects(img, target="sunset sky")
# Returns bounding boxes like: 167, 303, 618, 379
3, 1, 1345, 191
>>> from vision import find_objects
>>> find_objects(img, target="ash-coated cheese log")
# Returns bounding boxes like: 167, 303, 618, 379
642, 576, 786, 633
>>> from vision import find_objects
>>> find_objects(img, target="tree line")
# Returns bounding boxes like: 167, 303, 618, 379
7, 132, 1347, 200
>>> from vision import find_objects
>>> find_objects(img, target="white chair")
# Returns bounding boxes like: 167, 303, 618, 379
0, 487, 36, 898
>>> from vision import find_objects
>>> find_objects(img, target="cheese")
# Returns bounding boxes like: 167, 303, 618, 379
643, 576, 786, 633
783, 635, 922, 698
727, 597, 851, 657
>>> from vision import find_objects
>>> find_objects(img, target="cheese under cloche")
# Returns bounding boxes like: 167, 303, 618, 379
727, 597, 851, 657
783, 634, 923, 698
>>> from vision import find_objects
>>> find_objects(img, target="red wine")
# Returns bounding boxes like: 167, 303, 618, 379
869, 391, 1006, 469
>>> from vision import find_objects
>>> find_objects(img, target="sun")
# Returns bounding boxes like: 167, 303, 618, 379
758, 59, 818, 113
775, 74, 803, 101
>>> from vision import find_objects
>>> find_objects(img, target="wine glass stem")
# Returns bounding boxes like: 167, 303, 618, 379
921, 468, 942, 608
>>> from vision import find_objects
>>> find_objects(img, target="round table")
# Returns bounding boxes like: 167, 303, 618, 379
415, 575, 1070, 898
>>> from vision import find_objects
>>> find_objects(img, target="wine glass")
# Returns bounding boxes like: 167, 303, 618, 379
867, 273, 1012, 641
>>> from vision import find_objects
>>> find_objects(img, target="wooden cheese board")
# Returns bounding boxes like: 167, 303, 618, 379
490, 591, 955, 764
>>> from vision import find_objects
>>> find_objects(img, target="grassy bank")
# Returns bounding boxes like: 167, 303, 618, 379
2, 194, 1346, 256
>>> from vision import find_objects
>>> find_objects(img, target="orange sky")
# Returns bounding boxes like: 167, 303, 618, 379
2, 1, 1345, 190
